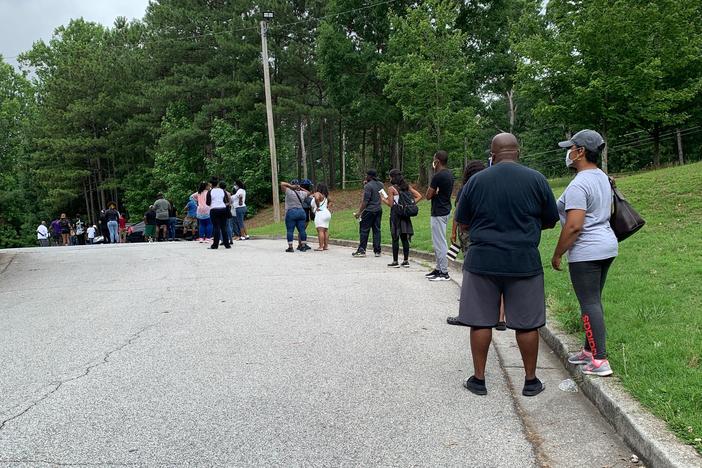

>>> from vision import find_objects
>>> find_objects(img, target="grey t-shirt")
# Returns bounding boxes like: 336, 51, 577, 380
284, 188, 307, 211
154, 198, 171, 220
557, 169, 618, 262
363, 179, 384, 213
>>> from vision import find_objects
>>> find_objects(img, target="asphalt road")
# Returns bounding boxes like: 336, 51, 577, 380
0, 240, 632, 466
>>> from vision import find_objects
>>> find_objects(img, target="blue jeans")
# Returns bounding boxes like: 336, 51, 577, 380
198, 217, 213, 239
168, 217, 177, 240
235, 206, 247, 235
285, 208, 307, 243
107, 220, 119, 243
227, 217, 237, 240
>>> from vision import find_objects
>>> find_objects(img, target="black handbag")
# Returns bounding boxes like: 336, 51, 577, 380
609, 177, 645, 242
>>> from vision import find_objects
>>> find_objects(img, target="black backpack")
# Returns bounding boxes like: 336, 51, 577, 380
396, 189, 419, 217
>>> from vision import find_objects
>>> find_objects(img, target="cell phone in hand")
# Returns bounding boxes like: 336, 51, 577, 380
379, 188, 388, 199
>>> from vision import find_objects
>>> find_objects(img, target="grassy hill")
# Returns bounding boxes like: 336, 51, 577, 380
250, 163, 702, 452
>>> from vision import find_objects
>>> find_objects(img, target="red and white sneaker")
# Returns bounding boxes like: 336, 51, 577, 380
582, 358, 613, 377
568, 348, 593, 365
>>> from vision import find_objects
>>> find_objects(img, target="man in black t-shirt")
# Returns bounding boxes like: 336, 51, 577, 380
353, 170, 384, 257
454, 132, 558, 398
425, 150, 455, 281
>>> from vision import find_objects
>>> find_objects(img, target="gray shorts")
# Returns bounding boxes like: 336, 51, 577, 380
458, 271, 546, 330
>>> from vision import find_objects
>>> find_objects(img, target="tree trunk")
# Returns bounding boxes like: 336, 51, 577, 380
296, 116, 303, 180
341, 128, 347, 190
88, 168, 96, 224
393, 124, 400, 169
328, 119, 335, 189
601, 125, 609, 174
319, 118, 326, 184
307, 118, 315, 182
652, 124, 661, 167
463, 137, 468, 171
372, 126, 380, 170
361, 128, 367, 173
96, 157, 106, 210
300, 118, 308, 179
676, 128, 684, 165
83, 180, 91, 223
506, 87, 517, 134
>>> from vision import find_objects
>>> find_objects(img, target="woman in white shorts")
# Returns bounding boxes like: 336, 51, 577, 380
312, 183, 332, 251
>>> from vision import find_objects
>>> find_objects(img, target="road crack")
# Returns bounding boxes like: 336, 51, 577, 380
0, 324, 155, 432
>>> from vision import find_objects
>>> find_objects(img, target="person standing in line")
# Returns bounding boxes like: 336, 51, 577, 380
168, 202, 177, 241
352, 170, 384, 258
144, 205, 157, 243
87, 224, 97, 244
552, 130, 618, 377
206, 181, 231, 250
447, 161, 507, 330
153, 193, 171, 242
233, 179, 249, 240
195, 182, 213, 242
105, 203, 120, 244
74, 215, 86, 245
182, 194, 199, 241
280, 179, 311, 253
58, 213, 72, 246
381, 169, 422, 267
425, 150, 455, 281
99, 209, 110, 241
311, 183, 332, 251
454, 132, 558, 397
50, 218, 62, 246
37, 221, 50, 247
118, 212, 127, 243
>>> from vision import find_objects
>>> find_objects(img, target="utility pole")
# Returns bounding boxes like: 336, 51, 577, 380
261, 13, 280, 222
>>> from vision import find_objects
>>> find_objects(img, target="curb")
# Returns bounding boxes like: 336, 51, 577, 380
540, 321, 702, 468
253, 234, 702, 467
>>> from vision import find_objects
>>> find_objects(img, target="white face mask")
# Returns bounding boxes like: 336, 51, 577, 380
565, 149, 575, 168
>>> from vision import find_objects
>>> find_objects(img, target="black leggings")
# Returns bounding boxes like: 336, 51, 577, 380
392, 234, 410, 263
568, 257, 615, 359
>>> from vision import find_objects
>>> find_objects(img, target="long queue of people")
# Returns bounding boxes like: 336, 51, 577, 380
280, 129, 619, 398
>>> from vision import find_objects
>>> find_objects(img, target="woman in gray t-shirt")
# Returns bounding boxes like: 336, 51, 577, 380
552, 129, 618, 378
280, 179, 311, 253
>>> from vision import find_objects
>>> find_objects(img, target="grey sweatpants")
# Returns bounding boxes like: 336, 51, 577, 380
430, 215, 449, 273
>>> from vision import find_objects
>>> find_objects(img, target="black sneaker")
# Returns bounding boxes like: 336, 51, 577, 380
495, 321, 507, 331
285, 247, 294, 253
425, 269, 440, 278
301, 244, 311, 252
463, 376, 487, 396
374, 252, 381, 257
352, 250, 366, 257
429, 272, 451, 282
522, 378, 545, 397
387, 262, 401, 268
400, 261, 410, 268
296, 244, 303, 251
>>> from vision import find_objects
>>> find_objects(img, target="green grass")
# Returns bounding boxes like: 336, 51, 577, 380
252, 163, 702, 452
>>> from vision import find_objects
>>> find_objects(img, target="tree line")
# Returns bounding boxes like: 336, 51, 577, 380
1, 0, 701, 247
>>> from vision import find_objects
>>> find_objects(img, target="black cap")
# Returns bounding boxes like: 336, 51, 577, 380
558, 129, 606, 153
366, 169, 377, 178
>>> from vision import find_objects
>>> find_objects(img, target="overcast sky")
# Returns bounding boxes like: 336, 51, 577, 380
1, 0, 151, 69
